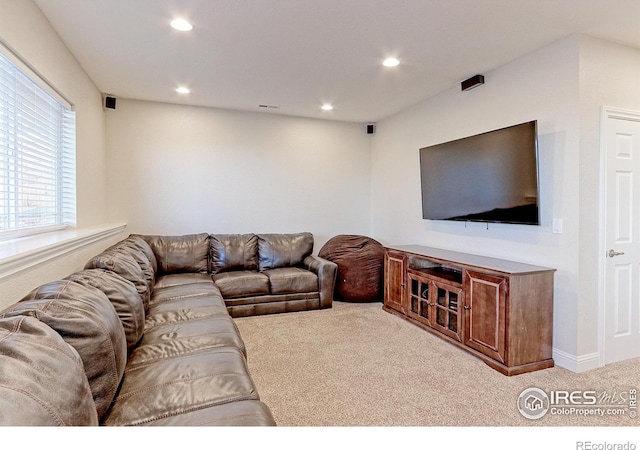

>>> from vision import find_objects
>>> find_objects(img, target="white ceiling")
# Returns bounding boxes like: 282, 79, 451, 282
35, 0, 640, 123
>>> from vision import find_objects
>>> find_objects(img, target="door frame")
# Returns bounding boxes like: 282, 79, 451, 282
598, 106, 640, 367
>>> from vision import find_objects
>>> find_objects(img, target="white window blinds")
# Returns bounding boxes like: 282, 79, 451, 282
0, 48, 76, 239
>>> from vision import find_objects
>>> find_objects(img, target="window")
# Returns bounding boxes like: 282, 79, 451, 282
0, 46, 76, 239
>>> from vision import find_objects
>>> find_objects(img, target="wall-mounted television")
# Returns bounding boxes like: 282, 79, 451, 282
419, 120, 540, 226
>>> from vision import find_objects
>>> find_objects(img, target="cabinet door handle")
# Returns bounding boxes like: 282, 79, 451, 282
463, 306, 470, 310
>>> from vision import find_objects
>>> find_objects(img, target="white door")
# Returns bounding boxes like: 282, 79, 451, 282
603, 109, 640, 365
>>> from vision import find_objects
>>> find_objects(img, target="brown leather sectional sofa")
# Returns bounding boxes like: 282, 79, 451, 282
0, 232, 337, 426
209, 232, 337, 317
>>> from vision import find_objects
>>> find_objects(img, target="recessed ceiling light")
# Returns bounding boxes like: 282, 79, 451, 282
171, 18, 193, 31
321, 104, 333, 111
383, 57, 400, 67
176, 87, 190, 94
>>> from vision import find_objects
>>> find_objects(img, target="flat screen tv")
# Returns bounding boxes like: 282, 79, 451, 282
419, 120, 540, 225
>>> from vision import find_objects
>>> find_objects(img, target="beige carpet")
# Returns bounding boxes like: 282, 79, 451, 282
234, 301, 639, 427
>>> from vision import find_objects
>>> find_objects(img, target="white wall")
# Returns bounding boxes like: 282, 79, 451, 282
0, 0, 114, 309
0, 233, 124, 310
577, 37, 640, 359
105, 99, 372, 251
370, 36, 583, 366
371, 34, 640, 370
0, 0, 108, 228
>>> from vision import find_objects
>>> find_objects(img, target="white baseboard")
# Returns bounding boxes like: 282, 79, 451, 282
552, 347, 601, 373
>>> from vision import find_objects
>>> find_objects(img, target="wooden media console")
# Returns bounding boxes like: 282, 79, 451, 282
383, 245, 555, 375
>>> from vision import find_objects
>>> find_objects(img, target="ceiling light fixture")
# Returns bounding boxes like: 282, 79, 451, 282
321, 104, 333, 111
383, 57, 400, 67
176, 86, 190, 94
170, 18, 193, 31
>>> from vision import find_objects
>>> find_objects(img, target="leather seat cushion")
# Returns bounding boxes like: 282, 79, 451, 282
257, 232, 314, 271
127, 315, 246, 365
213, 271, 269, 298
146, 400, 276, 426
210, 233, 258, 274
145, 297, 229, 331
154, 273, 213, 289
1, 280, 127, 420
149, 282, 223, 308
65, 268, 145, 352
101, 346, 259, 426
143, 233, 209, 275
0, 316, 99, 426
263, 267, 318, 294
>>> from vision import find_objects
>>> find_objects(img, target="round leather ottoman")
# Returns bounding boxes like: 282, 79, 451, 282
318, 234, 385, 302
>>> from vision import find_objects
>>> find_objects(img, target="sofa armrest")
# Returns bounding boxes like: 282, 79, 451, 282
304, 255, 337, 309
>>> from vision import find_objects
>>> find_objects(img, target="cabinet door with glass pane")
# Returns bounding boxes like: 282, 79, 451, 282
407, 272, 434, 327
430, 281, 463, 342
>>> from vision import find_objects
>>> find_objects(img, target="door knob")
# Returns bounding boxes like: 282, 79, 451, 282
608, 249, 625, 258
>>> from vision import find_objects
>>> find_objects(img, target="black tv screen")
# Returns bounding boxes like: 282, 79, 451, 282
419, 120, 540, 225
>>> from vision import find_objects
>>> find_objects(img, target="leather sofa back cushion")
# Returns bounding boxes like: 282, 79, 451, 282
1, 280, 127, 420
143, 233, 209, 275
125, 234, 158, 274
0, 316, 99, 426
84, 249, 151, 309
65, 269, 145, 352
210, 234, 258, 274
107, 240, 156, 288
258, 232, 314, 271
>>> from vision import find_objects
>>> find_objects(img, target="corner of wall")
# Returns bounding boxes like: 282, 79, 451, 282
552, 347, 600, 373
